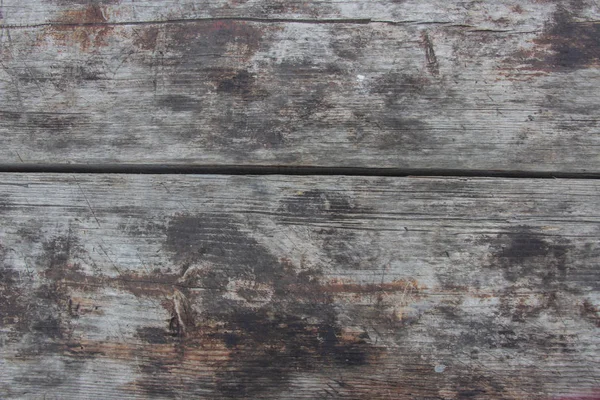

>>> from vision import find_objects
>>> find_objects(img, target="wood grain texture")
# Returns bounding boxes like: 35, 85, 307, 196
0, 0, 598, 171
2, 0, 597, 27
0, 174, 598, 398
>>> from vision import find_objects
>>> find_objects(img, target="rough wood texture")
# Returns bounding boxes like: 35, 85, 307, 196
0, 1, 598, 171
0, 174, 598, 398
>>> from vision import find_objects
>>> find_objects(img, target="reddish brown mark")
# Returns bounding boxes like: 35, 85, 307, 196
41, 5, 114, 51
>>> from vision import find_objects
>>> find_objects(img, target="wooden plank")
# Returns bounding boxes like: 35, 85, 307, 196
0, 174, 598, 398
3, 0, 597, 27
0, 1, 599, 172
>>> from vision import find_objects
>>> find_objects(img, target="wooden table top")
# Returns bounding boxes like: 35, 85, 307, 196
0, 1, 599, 399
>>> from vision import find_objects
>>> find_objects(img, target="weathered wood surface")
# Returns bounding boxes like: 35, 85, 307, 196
0, 1, 599, 171
0, 174, 598, 398
3, 0, 598, 26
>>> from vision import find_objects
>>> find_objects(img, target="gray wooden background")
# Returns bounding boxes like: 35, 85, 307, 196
0, 1, 599, 399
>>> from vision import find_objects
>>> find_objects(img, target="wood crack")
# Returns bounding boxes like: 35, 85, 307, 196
0, 17, 496, 30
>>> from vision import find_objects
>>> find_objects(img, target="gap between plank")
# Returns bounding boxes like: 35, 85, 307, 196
0, 17, 480, 30
0, 164, 598, 179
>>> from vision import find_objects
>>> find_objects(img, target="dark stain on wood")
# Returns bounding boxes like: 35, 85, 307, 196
376, 116, 429, 150
0, 235, 87, 360
0, 2, 598, 170
115, 213, 393, 397
56, 63, 105, 83
371, 72, 428, 107
39, 235, 88, 284
197, 57, 345, 149
211, 111, 286, 149
534, 8, 600, 70
488, 226, 569, 285
510, 7, 600, 72
137, 326, 173, 344
168, 21, 267, 62
452, 372, 509, 399
31, 315, 63, 339
3, 231, 175, 350
115, 269, 181, 299
277, 59, 345, 77
156, 95, 201, 112
277, 190, 385, 271
215, 69, 269, 101
14, 64, 105, 94
25, 113, 79, 132
363, 71, 433, 149
119, 219, 166, 237
424, 222, 600, 397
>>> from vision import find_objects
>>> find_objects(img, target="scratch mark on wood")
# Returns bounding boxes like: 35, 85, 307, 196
421, 31, 439, 76
76, 182, 101, 228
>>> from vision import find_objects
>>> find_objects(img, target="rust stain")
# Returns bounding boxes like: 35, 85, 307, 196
114, 270, 180, 298
41, 5, 115, 51
132, 26, 160, 51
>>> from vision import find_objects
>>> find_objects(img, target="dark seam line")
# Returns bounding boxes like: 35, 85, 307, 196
0, 17, 381, 30
0, 17, 490, 30
0, 165, 598, 179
